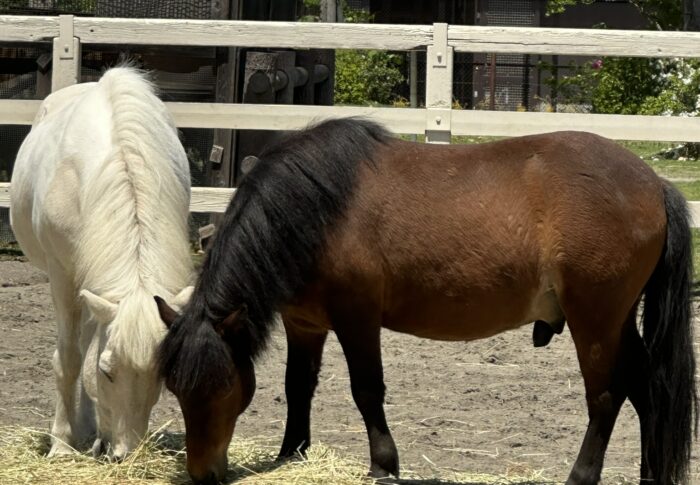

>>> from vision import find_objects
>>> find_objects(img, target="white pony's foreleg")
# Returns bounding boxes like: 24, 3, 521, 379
46, 259, 89, 456
77, 318, 96, 443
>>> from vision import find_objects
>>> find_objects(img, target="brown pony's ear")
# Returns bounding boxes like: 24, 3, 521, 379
154, 296, 179, 329
215, 304, 248, 337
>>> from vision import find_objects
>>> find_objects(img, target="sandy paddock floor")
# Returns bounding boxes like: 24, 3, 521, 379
1, 257, 698, 483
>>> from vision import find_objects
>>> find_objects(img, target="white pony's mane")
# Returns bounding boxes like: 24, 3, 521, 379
76, 67, 192, 368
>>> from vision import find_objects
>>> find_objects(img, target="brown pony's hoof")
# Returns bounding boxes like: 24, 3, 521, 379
275, 452, 304, 464
369, 460, 399, 480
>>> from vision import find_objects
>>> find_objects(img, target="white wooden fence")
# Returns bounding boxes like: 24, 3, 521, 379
1, 14, 700, 224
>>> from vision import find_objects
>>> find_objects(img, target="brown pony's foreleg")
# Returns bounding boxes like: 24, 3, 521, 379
278, 319, 328, 459
335, 323, 399, 478
566, 307, 635, 485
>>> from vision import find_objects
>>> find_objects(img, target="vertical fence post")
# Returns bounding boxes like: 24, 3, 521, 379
409, 49, 418, 142
52, 15, 81, 92
425, 23, 453, 144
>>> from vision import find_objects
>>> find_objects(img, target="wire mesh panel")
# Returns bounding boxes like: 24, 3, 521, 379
95, 0, 211, 19
0, 0, 214, 16
486, 0, 535, 26
483, 53, 528, 111
0, 125, 30, 245
0, 1, 96, 15
178, 127, 214, 240
477, 0, 538, 111
344, 0, 369, 10
0, 44, 42, 244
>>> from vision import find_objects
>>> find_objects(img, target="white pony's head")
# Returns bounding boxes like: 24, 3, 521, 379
80, 286, 193, 459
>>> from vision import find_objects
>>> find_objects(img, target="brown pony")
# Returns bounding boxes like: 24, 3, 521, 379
156, 118, 697, 485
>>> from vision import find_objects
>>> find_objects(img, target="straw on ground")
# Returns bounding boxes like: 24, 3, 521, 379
0, 425, 568, 485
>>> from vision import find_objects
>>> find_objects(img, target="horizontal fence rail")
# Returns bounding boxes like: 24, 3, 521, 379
447, 25, 700, 57
3, 100, 700, 142
4, 16, 700, 57
0, 183, 234, 214
0, 16, 434, 50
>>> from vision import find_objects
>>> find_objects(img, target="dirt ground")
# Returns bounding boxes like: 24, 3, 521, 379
1, 257, 699, 484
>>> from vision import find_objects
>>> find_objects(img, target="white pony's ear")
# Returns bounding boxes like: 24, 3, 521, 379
169, 286, 194, 310
80, 290, 118, 324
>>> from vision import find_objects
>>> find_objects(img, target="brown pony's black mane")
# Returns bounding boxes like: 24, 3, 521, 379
158, 118, 390, 395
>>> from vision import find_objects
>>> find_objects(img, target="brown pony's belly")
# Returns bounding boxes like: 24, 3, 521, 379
381, 282, 563, 342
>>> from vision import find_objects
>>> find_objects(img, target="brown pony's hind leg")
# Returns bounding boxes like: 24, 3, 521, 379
619, 323, 652, 481
565, 303, 638, 485
334, 323, 399, 478
278, 318, 328, 459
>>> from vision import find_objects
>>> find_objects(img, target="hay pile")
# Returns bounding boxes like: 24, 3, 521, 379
0, 426, 554, 485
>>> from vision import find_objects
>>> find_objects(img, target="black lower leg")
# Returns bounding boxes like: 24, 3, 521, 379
567, 311, 632, 485
336, 325, 399, 478
621, 327, 652, 482
278, 323, 327, 459
567, 388, 626, 485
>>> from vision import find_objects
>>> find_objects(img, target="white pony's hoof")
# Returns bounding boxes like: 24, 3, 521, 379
47, 441, 76, 457
91, 438, 105, 458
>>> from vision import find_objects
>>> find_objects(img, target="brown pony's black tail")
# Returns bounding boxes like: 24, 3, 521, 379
642, 182, 698, 484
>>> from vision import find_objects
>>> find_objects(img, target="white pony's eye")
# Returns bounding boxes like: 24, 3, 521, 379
99, 364, 114, 383
98, 349, 115, 383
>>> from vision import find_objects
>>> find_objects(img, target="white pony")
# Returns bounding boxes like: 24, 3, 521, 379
10, 67, 193, 458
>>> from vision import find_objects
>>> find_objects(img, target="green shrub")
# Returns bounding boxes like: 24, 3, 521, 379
333, 4, 405, 106
546, 0, 681, 30
545, 0, 594, 16
543, 57, 700, 117
638, 59, 700, 116
298, 0, 320, 22
335, 49, 405, 105
591, 58, 662, 114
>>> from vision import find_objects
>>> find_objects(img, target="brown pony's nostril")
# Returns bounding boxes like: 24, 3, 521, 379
192, 471, 219, 485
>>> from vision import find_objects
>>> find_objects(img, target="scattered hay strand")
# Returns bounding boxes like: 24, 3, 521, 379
0, 426, 567, 485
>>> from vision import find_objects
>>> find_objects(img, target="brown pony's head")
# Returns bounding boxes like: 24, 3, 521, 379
155, 297, 255, 484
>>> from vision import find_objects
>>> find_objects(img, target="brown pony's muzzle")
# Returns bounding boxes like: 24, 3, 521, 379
184, 424, 233, 485
188, 453, 228, 485
181, 365, 256, 485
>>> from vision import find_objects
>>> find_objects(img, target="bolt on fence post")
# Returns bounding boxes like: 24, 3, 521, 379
52, 15, 81, 92
425, 23, 453, 144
